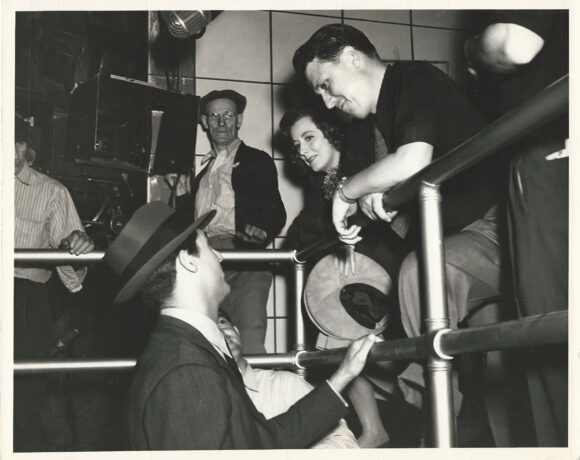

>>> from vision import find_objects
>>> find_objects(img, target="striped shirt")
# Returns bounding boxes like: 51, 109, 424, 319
15, 163, 87, 291
242, 365, 358, 449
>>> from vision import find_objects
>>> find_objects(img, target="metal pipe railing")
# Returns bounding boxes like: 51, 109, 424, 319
14, 310, 567, 374
13, 249, 297, 265
418, 182, 455, 446
12, 74, 568, 448
440, 310, 567, 355
295, 75, 569, 264
383, 75, 568, 210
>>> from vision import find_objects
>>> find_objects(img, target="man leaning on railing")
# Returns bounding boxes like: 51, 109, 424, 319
14, 128, 95, 452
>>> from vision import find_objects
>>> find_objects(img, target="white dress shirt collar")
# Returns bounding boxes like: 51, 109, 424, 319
161, 307, 232, 359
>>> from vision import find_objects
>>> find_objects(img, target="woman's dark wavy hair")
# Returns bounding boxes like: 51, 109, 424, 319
279, 105, 345, 171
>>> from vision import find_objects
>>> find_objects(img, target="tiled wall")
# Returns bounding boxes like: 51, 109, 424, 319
148, 9, 477, 353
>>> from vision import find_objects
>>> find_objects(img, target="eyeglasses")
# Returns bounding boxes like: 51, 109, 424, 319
207, 111, 236, 123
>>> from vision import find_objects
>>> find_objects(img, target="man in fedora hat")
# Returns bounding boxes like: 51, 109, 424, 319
170, 88, 286, 354
105, 201, 376, 450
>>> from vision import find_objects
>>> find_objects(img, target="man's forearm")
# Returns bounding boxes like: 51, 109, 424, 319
341, 142, 433, 200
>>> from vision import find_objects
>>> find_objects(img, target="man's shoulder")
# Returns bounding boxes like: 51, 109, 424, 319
25, 167, 68, 191
236, 142, 273, 161
388, 60, 451, 88
134, 322, 223, 386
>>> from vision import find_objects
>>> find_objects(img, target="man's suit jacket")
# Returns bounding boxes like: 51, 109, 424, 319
126, 315, 347, 450
177, 141, 286, 248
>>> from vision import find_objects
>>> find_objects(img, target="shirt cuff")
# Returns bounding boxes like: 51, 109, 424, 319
325, 379, 349, 408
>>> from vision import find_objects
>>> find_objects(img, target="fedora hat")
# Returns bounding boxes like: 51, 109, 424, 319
104, 201, 216, 304
200, 89, 247, 115
304, 251, 396, 340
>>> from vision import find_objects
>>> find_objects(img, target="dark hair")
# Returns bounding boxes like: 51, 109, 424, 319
293, 23, 379, 76
279, 105, 345, 170
138, 231, 200, 311
217, 308, 234, 325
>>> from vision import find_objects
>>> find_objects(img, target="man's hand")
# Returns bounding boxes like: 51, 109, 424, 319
236, 224, 267, 245
358, 192, 398, 222
332, 190, 362, 245
59, 230, 94, 255
333, 244, 356, 276
328, 334, 377, 393
164, 173, 189, 197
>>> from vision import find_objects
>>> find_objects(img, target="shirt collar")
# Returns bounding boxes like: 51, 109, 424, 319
161, 307, 232, 358
202, 138, 242, 166
15, 163, 33, 186
241, 363, 259, 393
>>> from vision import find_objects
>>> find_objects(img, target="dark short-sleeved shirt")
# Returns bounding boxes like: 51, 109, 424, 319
346, 61, 505, 237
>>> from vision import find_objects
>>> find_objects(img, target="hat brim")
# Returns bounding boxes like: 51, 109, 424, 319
304, 252, 394, 340
110, 209, 215, 304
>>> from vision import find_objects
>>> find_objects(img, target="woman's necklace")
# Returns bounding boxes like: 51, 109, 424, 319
321, 167, 342, 200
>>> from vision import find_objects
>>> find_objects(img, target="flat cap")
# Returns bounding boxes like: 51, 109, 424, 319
200, 89, 247, 114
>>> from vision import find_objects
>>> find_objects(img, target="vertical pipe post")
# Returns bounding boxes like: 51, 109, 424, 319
293, 262, 307, 376
419, 182, 455, 447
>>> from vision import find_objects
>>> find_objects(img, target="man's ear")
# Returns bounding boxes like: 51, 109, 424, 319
178, 250, 198, 274
235, 113, 243, 130
200, 115, 209, 131
341, 46, 360, 69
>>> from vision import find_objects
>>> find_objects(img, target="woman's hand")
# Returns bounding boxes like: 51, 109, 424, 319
332, 190, 362, 245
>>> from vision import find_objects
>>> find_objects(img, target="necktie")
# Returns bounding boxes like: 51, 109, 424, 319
224, 342, 244, 385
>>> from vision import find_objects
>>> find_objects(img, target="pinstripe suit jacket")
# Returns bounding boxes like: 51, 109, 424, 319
126, 315, 347, 450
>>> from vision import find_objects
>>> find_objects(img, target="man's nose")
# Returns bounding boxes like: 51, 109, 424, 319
322, 92, 336, 109
217, 115, 226, 126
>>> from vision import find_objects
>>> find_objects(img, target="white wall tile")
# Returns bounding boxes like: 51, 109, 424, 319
276, 318, 289, 352
274, 271, 289, 317
194, 79, 272, 156
272, 12, 338, 84
344, 10, 410, 24
266, 274, 275, 317
265, 318, 276, 353
195, 11, 270, 82
276, 159, 306, 237
412, 27, 469, 85
344, 19, 412, 61
412, 10, 476, 30
290, 10, 342, 17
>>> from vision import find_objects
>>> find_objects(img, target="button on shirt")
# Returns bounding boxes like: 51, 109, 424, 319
195, 138, 241, 238
15, 163, 87, 291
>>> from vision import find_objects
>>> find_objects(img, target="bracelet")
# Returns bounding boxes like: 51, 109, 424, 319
337, 177, 356, 204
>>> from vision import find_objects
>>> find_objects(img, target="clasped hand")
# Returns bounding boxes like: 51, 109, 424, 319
59, 230, 94, 255
332, 191, 398, 245
236, 224, 267, 245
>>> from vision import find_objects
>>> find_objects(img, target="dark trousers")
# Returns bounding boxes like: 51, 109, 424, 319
14, 278, 55, 451
507, 138, 569, 446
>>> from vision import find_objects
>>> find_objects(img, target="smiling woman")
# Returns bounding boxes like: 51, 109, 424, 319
290, 116, 341, 173
280, 105, 406, 448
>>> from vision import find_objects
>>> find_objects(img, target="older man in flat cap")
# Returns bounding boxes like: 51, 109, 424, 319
172, 89, 286, 354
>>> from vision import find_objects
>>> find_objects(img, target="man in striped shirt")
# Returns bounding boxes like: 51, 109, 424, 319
14, 138, 94, 451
